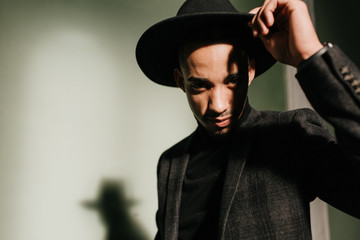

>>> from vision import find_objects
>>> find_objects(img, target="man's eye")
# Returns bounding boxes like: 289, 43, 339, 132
227, 74, 240, 84
228, 77, 238, 84
191, 82, 206, 89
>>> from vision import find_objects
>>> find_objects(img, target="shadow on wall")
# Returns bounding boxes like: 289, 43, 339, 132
83, 180, 150, 240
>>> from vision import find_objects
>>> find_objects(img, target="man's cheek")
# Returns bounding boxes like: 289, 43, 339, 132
192, 105, 203, 119
188, 97, 204, 115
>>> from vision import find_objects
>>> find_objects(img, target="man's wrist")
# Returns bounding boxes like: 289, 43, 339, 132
297, 42, 334, 71
297, 42, 324, 64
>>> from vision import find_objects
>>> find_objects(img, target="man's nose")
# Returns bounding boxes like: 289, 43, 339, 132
208, 87, 229, 114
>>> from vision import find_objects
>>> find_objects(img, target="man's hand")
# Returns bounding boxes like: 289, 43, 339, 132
248, 0, 323, 67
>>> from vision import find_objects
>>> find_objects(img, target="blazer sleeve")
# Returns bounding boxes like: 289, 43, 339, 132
296, 44, 360, 155
295, 44, 360, 218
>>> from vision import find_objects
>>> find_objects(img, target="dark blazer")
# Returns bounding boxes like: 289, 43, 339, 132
155, 45, 360, 240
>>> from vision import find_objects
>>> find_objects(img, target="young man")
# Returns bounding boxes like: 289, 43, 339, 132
136, 0, 360, 239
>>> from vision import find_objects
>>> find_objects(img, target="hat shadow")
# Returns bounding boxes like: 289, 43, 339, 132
83, 179, 149, 240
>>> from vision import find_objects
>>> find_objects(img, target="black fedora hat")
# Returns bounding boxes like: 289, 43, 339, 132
136, 0, 276, 87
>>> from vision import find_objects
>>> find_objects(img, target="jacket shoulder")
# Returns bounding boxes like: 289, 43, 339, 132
258, 107, 326, 127
156, 131, 194, 177
159, 131, 195, 160
283, 108, 328, 129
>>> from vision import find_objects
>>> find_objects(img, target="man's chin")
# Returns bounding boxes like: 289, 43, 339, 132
207, 126, 233, 139
196, 118, 235, 139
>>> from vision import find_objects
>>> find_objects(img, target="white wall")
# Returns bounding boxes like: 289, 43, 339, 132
0, 1, 195, 239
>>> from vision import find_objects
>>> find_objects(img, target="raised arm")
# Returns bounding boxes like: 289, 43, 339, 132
250, 0, 360, 218
248, 0, 323, 67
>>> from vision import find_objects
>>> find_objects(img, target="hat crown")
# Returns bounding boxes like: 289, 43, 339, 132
136, 0, 276, 87
177, 0, 238, 16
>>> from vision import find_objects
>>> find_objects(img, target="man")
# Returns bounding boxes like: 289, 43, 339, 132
136, 0, 360, 239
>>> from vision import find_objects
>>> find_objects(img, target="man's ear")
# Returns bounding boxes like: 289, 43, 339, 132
174, 68, 185, 92
248, 58, 256, 86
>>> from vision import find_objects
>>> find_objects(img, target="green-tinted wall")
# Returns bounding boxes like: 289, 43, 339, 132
315, 1, 360, 239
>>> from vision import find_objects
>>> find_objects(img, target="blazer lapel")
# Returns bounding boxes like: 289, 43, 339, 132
163, 135, 193, 240
217, 107, 260, 240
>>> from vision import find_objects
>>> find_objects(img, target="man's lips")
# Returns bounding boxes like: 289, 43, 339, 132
213, 116, 232, 128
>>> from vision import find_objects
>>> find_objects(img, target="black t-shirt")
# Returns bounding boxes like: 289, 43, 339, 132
178, 101, 251, 240
178, 127, 231, 240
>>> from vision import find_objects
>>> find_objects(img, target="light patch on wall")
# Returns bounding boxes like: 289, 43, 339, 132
0, 1, 198, 239
11, 29, 131, 240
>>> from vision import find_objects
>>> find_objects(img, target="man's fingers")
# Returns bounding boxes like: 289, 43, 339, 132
250, 7, 269, 36
249, 7, 261, 14
249, 7, 260, 15
249, 7, 261, 37
261, 0, 278, 27
250, 0, 275, 36
262, 5, 276, 27
256, 10, 270, 35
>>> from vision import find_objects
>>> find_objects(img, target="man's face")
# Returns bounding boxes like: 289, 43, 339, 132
174, 42, 255, 137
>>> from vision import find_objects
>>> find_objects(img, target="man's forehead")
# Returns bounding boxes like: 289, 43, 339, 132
178, 39, 248, 72
178, 42, 249, 80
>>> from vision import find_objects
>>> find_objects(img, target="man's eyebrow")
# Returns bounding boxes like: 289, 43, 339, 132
187, 76, 209, 82
223, 72, 240, 82
187, 73, 240, 83
226, 72, 240, 79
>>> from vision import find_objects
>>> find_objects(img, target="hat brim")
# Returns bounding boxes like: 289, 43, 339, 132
136, 12, 276, 87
